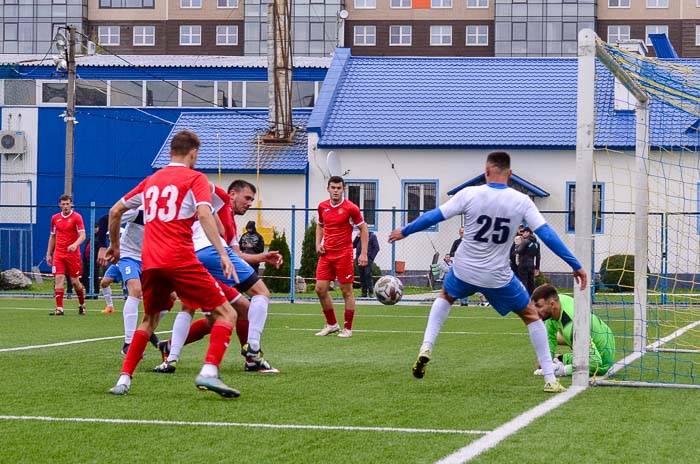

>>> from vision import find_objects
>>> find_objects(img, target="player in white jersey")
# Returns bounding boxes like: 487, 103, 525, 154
389, 151, 587, 393
98, 207, 163, 354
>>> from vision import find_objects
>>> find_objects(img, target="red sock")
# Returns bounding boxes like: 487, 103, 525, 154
204, 320, 233, 368
121, 330, 149, 376
344, 309, 355, 330
76, 288, 85, 305
235, 319, 249, 347
55, 288, 64, 309
323, 309, 337, 325
185, 318, 212, 345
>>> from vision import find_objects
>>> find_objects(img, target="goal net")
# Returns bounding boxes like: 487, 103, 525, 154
576, 31, 700, 388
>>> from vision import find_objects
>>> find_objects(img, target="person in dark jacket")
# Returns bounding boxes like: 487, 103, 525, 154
239, 220, 265, 274
353, 230, 380, 297
515, 227, 541, 295
449, 227, 464, 257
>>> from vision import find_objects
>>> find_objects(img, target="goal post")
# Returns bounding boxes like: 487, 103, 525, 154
575, 28, 700, 389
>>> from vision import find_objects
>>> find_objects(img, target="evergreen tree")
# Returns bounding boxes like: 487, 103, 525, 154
262, 228, 291, 293
298, 219, 319, 280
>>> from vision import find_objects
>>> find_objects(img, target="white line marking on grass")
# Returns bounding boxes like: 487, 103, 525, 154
0, 332, 171, 353
0, 415, 490, 435
435, 386, 586, 464
288, 328, 527, 336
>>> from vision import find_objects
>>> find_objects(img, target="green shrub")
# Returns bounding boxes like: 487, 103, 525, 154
298, 219, 319, 282
535, 272, 551, 288
599, 254, 637, 292
262, 228, 291, 293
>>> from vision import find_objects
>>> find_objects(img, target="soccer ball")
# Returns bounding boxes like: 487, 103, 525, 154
374, 275, 404, 305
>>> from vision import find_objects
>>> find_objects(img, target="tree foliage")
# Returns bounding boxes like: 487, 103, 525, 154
298, 219, 319, 280
262, 228, 291, 293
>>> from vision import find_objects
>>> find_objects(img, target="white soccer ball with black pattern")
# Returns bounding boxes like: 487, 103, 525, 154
374, 275, 404, 305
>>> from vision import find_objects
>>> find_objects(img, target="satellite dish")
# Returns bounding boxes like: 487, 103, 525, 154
327, 151, 343, 177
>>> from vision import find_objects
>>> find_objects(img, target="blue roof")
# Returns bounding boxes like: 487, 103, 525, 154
308, 49, 700, 151
648, 34, 678, 59
447, 173, 550, 197
152, 110, 310, 174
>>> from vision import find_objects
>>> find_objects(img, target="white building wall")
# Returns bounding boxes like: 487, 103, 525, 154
1, 107, 38, 224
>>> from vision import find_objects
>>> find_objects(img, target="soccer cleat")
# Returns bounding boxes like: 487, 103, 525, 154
543, 380, 567, 393
245, 357, 280, 374
157, 340, 170, 362
49, 309, 64, 316
314, 323, 340, 336
120, 343, 130, 356
412, 348, 432, 379
101, 306, 114, 314
195, 375, 240, 398
78, 305, 86, 316
153, 360, 178, 374
337, 328, 353, 338
109, 384, 130, 396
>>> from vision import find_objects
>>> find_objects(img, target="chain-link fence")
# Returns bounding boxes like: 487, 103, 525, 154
2, 202, 699, 302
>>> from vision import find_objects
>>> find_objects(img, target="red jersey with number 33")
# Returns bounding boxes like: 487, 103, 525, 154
317, 198, 364, 254
121, 163, 213, 270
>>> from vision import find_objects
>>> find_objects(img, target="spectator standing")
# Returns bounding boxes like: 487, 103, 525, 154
353, 230, 380, 298
449, 227, 464, 257
515, 226, 541, 295
239, 220, 265, 274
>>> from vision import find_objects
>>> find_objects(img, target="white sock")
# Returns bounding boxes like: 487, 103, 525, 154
123, 296, 140, 344
528, 319, 556, 382
247, 295, 269, 352
103, 286, 114, 307
116, 374, 131, 387
168, 311, 192, 362
421, 297, 452, 351
199, 363, 218, 378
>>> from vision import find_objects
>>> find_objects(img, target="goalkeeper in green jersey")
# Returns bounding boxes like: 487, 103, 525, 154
530, 284, 616, 377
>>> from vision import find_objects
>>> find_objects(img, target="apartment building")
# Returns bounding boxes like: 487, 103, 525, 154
5, 1, 700, 57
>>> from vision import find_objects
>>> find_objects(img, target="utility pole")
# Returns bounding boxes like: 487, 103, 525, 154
63, 26, 77, 197
265, 0, 293, 142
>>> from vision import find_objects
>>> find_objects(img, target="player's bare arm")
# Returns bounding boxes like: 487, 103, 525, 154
573, 268, 587, 291
316, 222, 326, 254
67, 230, 86, 253
46, 234, 56, 266
198, 204, 239, 283
104, 200, 128, 264
231, 244, 283, 269
357, 223, 369, 267
388, 228, 405, 243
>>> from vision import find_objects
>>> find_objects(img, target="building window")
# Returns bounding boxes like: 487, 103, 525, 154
431, 0, 452, 8
608, 0, 630, 7
566, 182, 604, 233
291, 81, 315, 107
390, 0, 411, 8
346, 181, 378, 229
647, 0, 668, 7
217, 0, 237, 7
146, 81, 179, 107
111, 81, 144, 106
354, 26, 376, 46
645, 25, 669, 45
42, 82, 67, 104
403, 181, 437, 226
467, 0, 488, 7
98, 26, 120, 46
133, 26, 155, 46
390, 25, 412, 46
355, 0, 376, 8
607, 25, 630, 43
182, 81, 215, 107
466, 25, 488, 45
430, 25, 452, 46
181, 0, 201, 8
696, 26, 700, 46
99, 0, 154, 8
216, 25, 238, 45
76, 81, 108, 106
3, 80, 36, 106
180, 25, 201, 46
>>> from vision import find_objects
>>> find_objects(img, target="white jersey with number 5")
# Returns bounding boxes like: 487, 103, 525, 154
439, 183, 546, 288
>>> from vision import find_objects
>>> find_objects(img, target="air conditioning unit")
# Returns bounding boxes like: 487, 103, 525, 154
0, 131, 27, 155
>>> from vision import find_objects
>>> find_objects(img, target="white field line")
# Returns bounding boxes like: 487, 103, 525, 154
0, 331, 171, 353
0, 415, 489, 435
288, 328, 527, 336
435, 386, 587, 464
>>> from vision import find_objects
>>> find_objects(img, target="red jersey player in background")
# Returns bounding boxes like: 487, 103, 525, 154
46, 194, 87, 316
105, 130, 240, 398
314, 176, 368, 338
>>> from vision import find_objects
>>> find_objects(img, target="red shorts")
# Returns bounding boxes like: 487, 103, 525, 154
52, 253, 82, 278
316, 250, 355, 284
141, 263, 227, 315
201, 278, 241, 312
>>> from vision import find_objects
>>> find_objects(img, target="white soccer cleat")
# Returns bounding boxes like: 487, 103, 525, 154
315, 323, 340, 336
337, 328, 352, 338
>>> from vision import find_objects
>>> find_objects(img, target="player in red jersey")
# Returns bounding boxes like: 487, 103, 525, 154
105, 130, 240, 398
315, 176, 368, 338
46, 194, 87, 316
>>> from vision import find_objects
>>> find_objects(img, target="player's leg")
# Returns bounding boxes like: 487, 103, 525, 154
122, 277, 142, 354
101, 264, 120, 313
66, 254, 86, 315
50, 258, 67, 315
240, 279, 279, 373
337, 252, 356, 338
314, 255, 339, 336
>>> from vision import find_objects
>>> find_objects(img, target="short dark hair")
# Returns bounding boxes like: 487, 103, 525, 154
328, 176, 345, 187
170, 130, 201, 156
59, 194, 72, 203
486, 151, 511, 171
227, 179, 256, 194
531, 283, 559, 303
